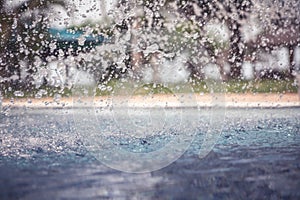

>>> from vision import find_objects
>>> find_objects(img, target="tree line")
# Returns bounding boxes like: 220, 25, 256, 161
0, 0, 299, 93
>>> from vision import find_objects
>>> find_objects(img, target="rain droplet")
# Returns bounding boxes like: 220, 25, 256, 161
78, 36, 86, 46
13, 91, 24, 97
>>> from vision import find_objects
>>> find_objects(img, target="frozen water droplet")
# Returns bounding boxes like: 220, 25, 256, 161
53, 94, 62, 103
17, 35, 22, 42
13, 91, 24, 97
78, 36, 86, 46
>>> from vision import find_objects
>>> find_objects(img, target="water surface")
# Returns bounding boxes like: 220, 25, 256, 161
0, 107, 299, 199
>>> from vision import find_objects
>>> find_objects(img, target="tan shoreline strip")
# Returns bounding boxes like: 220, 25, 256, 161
1, 93, 299, 108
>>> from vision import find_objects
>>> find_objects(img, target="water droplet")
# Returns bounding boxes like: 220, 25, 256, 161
13, 91, 24, 97
78, 36, 86, 46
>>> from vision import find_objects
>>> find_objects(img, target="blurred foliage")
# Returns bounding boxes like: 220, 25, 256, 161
0, 0, 66, 91
189, 77, 297, 94
3, 78, 297, 99
3, 84, 71, 99
0, 0, 299, 96
224, 79, 297, 93
133, 83, 174, 95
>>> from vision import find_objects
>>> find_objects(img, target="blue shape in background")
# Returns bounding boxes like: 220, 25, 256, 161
48, 28, 105, 52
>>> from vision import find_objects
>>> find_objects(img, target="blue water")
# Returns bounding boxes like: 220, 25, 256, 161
0, 107, 299, 199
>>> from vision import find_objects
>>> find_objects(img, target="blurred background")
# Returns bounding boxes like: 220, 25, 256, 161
0, 0, 299, 96
1, 1, 300, 199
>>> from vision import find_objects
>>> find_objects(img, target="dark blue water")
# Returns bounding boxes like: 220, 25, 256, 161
0, 107, 299, 199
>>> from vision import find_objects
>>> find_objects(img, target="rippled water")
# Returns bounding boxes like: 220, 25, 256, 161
0, 107, 300, 199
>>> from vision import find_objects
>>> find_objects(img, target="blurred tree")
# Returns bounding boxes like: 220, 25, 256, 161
177, 0, 299, 80
248, 0, 300, 79
114, 0, 170, 81
176, 0, 253, 80
0, 0, 65, 92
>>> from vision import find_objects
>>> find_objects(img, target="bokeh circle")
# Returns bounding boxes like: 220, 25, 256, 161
72, 74, 225, 173
72, 0, 225, 173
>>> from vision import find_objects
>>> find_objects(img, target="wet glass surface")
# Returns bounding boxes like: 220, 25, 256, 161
0, 107, 299, 199
1, 0, 299, 199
